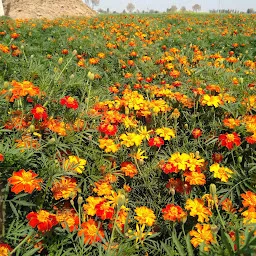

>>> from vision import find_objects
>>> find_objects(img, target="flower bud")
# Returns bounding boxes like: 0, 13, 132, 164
29, 124, 35, 133
117, 193, 126, 207
87, 71, 95, 80
184, 123, 188, 129
58, 57, 63, 65
48, 138, 56, 144
72, 49, 77, 56
3, 81, 9, 88
210, 183, 217, 197
78, 196, 83, 205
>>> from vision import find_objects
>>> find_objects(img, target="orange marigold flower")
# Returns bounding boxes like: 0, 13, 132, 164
0, 153, 4, 162
51, 177, 78, 200
93, 181, 113, 196
134, 206, 156, 226
98, 123, 118, 136
0, 243, 12, 256
27, 210, 58, 232
185, 198, 212, 223
218, 132, 241, 150
246, 133, 256, 144
120, 162, 138, 178
60, 96, 79, 109
190, 223, 215, 251
184, 171, 206, 185
223, 118, 241, 129
241, 207, 256, 224
162, 204, 187, 222
241, 191, 256, 209
31, 104, 48, 120
78, 219, 104, 244
83, 196, 105, 216
56, 208, 79, 232
192, 128, 202, 139
8, 169, 43, 194
221, 198, 236, 213
209, 163, 233, 182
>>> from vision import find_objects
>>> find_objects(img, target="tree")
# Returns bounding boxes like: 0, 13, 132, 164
247, 8, 254, 14
168, 5, 177, 12
192, 4, 201, 12
180, 6, 186, 12
126, 3, 135, 13
0, 0, 4, 16
91, 0, 100, 9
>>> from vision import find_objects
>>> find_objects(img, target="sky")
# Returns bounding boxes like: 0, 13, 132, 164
88, 0, 256, 13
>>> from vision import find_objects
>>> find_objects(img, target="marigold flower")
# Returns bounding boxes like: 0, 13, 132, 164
31, 104, 48, 120
83, 196, 105, 216
120, 162, 138, 178
209, 163, 233, 182
98, 123, 118, 136
51, 177, 78, 200
241, 207, 256, 224
162, 204, 187, 222
56, 208, 79, 232
78, 219, 104, 244
201, 94, 222, 107
223, 118, 241, 129
148, 137, 164, 148
120, 133, 143, 147
184, 171, 206, 185
218, 132, 241, 150
64, 156, 87, 174
93, 181, 113, 196
155, 127, 175, 140
99, 138, 120, 153
134, 206, 156, 226
0, 243, 12, 256
221, 198, 236, 213
27, 210, 58, 232
166, 178, 191, 194
185, 198, 212, 222
192, 128, 202, 139
190, 223, 215, 251
241, 191, 256, 209
8, 169, 43, 194
212, 153, 223, 163
60, 96, 79, 109
130, 148, 148, 161
0, 153, 4, 162
95, 201, 115, 220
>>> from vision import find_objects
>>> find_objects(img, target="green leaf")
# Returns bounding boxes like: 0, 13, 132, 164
173, 230, 186, 255
185, 234, 194, 256
9, 201, 19, 218
22, 248, 40, 256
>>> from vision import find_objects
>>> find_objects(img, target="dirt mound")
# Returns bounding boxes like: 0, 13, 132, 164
3, 0, 97, 19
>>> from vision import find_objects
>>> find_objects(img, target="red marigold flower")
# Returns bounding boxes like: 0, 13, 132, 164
0, 243, 12, 256
166, 178, 191, 194
148, 137, 164, 148
192, 128, 202, 139
98, 123, 118, 136
8, 169, 43, 194
27, 210, 58, 232
31, 104, 48, 120
0, 153, 4, 162
161, 162, 179, 174
60, 96, 79, 109
95, 201, 115, 220
162, 204, 187, 222
78, 219, 105, 244
212, 153, 223, 163
246, 134, 256, 144
218, 132, 241, 150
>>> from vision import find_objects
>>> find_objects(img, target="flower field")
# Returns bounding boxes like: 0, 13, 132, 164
0, 13, 256, 255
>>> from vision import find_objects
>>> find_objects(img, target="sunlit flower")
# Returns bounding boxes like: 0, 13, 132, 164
192, 128, 202, 139
134, 206, 156, 226
155, 127, 175, 140
185, 198, 212, 222
95, 201, 115, 220
56, 208, 79, 232
209, 163, 233, 182
148, 137, 164, 148
0, 243, 12, 256
83, 196, 105, 216
27, 210, 58, 232
162, 204, 187, 222
190, 223, 215, 251
201, 94, 222, 107
99, 138, 120, 153
219, 132, 241, 150
120, 162, 138, 178
8, 169, 43, 194
241, 191, 256, 209
93, 181, 113, 196
31, 104, 48, 120
78, 219, 104, 244
51, 177, 78, 200
64, 156, 87, 173
60, 96, 79, 109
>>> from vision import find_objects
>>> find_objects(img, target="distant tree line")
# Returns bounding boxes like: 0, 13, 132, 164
209, 9, 255, 14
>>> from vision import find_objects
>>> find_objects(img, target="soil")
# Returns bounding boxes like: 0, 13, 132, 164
3, 0, 96, 19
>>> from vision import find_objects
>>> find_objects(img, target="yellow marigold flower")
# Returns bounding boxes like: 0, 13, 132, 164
130, 148, 148, 161
186, 153, 205, 172
169, 152, 190, 171
155, 127, 175, 140
241, 207, 256, 224
137, 126, 153, 141
99, 138, 120, 153
64, 156, 87, 174
201, 94, 222, 107
127, 224, 152, 244
122, 116, 138, 129
120, 133, 143, 147
190, 223, 215, 251
83, 196, 105, 216
185, 198, 212, 223
134, 206, 156, 226
209, 163, 233, 182
93, 181, 113, 196
150, 99, 169, 114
